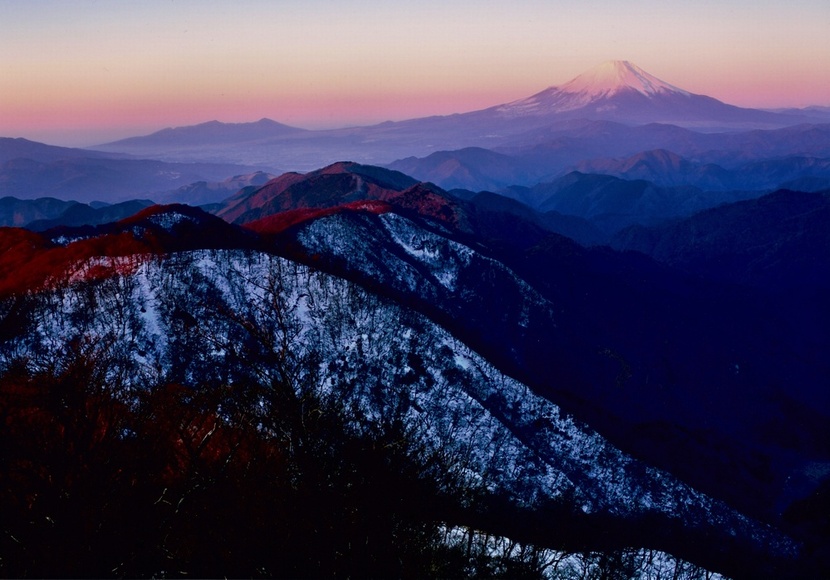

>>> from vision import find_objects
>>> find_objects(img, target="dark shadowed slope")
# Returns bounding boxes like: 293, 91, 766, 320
612, 189, 830, 292
388, 147, 530, 191
501, 172, 754, 235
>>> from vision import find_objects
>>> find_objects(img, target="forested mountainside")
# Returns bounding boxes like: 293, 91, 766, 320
1, 162, 828, 577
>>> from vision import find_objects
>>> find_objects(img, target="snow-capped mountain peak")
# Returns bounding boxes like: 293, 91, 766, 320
496, 60, 693, 117
560, 60, 690, 98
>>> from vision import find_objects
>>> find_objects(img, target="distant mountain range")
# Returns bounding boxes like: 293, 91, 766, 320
389, 122, 830, 191
5, 61, 828, 208
0, 137, 118, 164
0, 137, 275, 203
569, 149, 830, 190
108, 118, 305, 149
494, 172, 757, 235
0, 196, 153, 230
93, 61, 830, 172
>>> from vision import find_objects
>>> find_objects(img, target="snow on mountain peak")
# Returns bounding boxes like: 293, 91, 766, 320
561, 60, 690, 98
497, 60, 691, 116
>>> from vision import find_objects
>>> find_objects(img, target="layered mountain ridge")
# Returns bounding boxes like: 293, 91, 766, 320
3, 60, 830, 577
0, 178, 818, 576
92, 61, 826, 171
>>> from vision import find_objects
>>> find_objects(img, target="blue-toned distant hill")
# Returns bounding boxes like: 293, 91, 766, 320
152, 171, 277, 206
0, 137, 119, 163
570, 150, 830, 191
103, 118, 306, 155
388, 123, 830, 191
0, 195, 154, 230
0, 196, 79, 228
494, 172, 760, 236
26, 199, 155, 231
0, 137, 274, 203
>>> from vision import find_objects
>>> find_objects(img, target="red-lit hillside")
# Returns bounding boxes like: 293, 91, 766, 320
0, 204, 257, 296
216, 162, 470, 232
244, 200, 393, 236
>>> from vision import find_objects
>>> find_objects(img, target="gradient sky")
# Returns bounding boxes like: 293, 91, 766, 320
2, 0, 829, 146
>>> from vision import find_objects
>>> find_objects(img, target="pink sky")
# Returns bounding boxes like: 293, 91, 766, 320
2, 1, 828, 146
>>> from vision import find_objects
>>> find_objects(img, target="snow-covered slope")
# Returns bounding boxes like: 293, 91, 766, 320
0, 199, 814, 573
0, 195, 802, 580
0, 248, 794, 554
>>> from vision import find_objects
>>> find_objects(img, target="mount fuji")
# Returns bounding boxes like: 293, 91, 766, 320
489, 60, 792, 128
496, 60, 692, 115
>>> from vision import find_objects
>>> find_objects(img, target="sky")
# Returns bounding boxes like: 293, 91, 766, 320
1, 0, 829, 146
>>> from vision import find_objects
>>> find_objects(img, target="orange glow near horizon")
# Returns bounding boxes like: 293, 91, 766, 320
2, 77, 541, 146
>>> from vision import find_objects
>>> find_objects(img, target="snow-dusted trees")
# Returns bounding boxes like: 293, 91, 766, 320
0, 248, 758, 577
